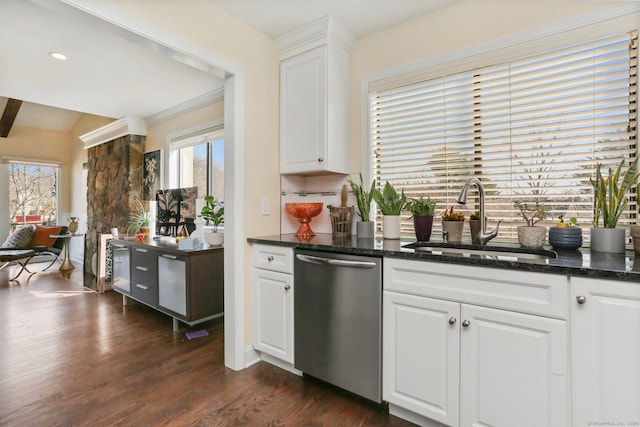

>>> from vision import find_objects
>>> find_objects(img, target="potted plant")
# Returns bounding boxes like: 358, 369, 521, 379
348, 174, 376, 238
441, 206, 465, 243
590, 159, 638, 253
514, 200, 548, 248
548, 214, 582, 250
127, 198, 150, 239
199, 195, 224, 246
372, 182, 406, 239
406, 196, 437, 241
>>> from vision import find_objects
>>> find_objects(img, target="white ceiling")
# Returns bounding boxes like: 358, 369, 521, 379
208, 0, 460, 39
0, 0, 459, 134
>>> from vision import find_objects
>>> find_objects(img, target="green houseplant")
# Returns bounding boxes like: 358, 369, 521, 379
514, 200, 548, 248
127, 198, 150, 238
372, 182, 407, 239
406, 196, 437, 241
590, 159, 638, 253
199, 195, 224, 246
348, 174, 376, 238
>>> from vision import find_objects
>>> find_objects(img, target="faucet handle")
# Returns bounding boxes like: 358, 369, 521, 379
442, 230, 449, 243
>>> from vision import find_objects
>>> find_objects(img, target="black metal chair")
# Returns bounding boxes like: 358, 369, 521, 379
0, 225, 68, 277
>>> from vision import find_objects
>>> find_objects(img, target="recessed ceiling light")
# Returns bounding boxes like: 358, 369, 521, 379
49, 52, 67, 60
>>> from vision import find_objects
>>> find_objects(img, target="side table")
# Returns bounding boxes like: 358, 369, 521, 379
50, 233, 84, 272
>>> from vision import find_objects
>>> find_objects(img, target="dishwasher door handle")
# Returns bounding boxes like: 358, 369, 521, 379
296, 254, 377, 269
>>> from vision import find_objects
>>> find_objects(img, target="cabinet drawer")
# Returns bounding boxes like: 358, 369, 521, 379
384, 258, 568, 319
131, 246, 156, 270
252, 244, 293, 274
131, 279, 158, 306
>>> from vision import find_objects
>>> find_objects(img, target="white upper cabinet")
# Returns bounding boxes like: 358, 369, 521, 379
277, 16, 353, 175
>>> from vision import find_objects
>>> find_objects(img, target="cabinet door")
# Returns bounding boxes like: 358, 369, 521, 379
280, 46, 327, 174
460, 304, 567, 427
572, 277, 640, 426
158, 254, 187, 317
111, 242, 130, 294
253, 269, 294, 363
383, 291, 460, 427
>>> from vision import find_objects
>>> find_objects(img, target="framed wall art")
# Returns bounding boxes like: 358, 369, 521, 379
143, 149, 162, 201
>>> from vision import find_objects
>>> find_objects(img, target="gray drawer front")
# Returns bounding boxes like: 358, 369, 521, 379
131, 247, 158, 305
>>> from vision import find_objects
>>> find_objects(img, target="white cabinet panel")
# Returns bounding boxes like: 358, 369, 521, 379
460, 304, 567, 427
253, 269, 294, 363
383, 291, 460, 427
572, 277, 640, 426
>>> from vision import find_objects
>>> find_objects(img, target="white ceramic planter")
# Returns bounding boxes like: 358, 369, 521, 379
590, 227, 625, 253
206, 231, 224, 246
517, 225, 546, 248
382, 215, 401, 239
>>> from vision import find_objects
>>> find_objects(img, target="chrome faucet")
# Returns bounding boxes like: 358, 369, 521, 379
457, 178, 501, 245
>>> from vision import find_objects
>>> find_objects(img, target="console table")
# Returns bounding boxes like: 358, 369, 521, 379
111, 237, 224, 330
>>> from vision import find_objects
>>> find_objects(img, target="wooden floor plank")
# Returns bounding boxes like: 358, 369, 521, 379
0, 265, 414, 426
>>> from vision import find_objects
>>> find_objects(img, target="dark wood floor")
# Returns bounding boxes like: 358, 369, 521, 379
0, 264, 415, 427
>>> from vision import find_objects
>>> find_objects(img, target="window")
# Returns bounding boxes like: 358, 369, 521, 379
8, 163, 59, 230
169, 124, 224, 203
370, 31, 638, 242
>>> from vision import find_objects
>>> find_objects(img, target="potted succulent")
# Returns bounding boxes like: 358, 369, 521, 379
590, 159, 638, 253
127, 198, 150, 239
406, 196, 437, 241
199, 195, 224, 246
441, 206, 465, 243
548, 214, 582, 250
372, 182, 407, 239
514, 200, 548, 248
348, 174, 376, 238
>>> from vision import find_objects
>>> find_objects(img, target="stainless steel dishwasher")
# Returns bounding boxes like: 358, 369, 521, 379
294, 249, 382, 403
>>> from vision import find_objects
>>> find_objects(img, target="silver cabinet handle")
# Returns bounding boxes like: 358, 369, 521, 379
162, 254, 178, 259
449, 317, 457, 325
462, 320, 471, 328
318, 157, 324, 162
284, 284, 291, 291
135, 284, 149, 290
135, 266, 148, 272
135, 248, 148, 253
267, 256, 274, 262
576, 295, 587, 304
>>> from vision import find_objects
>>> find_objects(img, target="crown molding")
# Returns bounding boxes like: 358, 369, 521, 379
144, 88, 224, 127
276, 15, 355, 60
80, 117, 146, 149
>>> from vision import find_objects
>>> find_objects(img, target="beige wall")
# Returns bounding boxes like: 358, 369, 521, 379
85, 0, 281, 347
348, 0, 621, 170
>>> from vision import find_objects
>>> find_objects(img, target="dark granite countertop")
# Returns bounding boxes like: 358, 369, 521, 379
114, 236, 224, 256
248, 233, 640, 283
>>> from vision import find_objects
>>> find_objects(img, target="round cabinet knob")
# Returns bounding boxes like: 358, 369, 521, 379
462, 320, 471, 328
448, 317, 457, 325
284, 284, 291, 291
576, 295, 587, 305
267, 256, 274, 262
317, 157, 324, 163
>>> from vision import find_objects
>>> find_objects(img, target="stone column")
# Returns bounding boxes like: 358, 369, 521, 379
84, 134, 144, 290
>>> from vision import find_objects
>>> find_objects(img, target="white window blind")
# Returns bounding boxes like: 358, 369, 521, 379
370, 31, 638, 242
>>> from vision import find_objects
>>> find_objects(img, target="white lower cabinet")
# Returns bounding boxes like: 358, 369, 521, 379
571, 276, 640, 426
383, 258, 568, 427
252, 244, 295, 367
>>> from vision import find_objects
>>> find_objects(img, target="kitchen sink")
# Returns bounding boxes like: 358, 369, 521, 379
403, 242, 557, 261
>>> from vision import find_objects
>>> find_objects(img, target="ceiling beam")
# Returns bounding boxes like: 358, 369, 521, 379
0, 98, 23, 138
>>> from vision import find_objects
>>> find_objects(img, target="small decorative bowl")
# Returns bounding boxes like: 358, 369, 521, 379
285, 203, 323, 237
